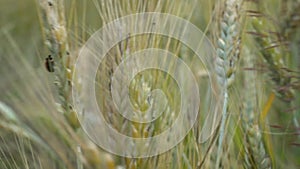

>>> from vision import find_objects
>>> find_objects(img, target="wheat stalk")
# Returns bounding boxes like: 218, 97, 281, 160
92, 0, 200, 168
242, 48, 272, 169
37, 1, 119, 168
214, 0, 243, 168
249, 3, 300, 130
37, 0, 80, 130
245, 1, 300, 167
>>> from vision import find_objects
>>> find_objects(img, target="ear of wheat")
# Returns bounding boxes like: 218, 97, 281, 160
38, 0, 78, 129
242, 48, 272, 169
214, 0, 243, 168
250, 0, 299, 131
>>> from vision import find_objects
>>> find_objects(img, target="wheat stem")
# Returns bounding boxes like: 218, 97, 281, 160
216, 90, 228, 169
76, 145, 83, 169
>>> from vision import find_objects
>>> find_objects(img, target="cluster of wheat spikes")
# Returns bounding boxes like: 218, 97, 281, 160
0, 0, 300, 168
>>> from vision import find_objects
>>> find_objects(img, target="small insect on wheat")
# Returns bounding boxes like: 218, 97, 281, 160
45, 55, 55, 72
48, 1, 53, 6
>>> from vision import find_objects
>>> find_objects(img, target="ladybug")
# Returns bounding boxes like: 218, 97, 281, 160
45, 55, 55, 72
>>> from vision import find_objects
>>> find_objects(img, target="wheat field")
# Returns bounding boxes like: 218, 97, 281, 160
0, 0, 300, 168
